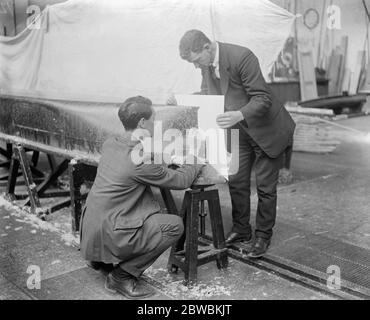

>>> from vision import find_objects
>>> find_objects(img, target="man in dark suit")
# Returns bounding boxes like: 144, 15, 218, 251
177, 30, 295, 258
80, 96, 204, 299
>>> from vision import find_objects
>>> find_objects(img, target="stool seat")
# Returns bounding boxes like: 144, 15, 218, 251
190, 183, 215, 190
167, 186, 228, 285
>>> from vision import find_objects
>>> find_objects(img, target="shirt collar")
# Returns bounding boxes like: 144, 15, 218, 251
213, 42, 219, 66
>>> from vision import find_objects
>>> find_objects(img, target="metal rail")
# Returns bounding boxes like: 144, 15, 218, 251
198, 236, 369, 300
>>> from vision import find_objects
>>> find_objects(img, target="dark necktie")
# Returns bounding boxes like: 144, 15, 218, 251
209, 65, 218, 81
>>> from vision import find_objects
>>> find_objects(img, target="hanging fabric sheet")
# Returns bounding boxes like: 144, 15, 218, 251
0, 0, 296, 103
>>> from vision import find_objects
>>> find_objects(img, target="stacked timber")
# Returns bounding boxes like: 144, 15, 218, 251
287, 103, 341, 154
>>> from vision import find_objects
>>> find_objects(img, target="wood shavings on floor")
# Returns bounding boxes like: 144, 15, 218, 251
0, 195, 79, 247
144, 266, 233, 299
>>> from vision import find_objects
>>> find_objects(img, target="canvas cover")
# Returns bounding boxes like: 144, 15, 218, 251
0, 0, 295, 103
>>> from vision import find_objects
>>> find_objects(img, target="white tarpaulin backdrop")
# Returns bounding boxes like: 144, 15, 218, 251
0, 0, 295, 103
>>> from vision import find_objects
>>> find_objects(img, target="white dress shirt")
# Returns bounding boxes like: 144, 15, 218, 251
211, 42, 220, 79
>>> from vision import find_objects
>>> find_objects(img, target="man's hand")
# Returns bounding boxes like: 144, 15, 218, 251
166, 94, 178, 106
216, 111, 244, 129
170, 155, 184, 166
171, 154, 207, 165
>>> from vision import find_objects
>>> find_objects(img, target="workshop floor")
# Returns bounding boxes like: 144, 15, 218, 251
1, 115, 370, 300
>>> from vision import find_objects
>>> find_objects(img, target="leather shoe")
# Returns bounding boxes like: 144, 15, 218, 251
225, 232, 252, 246
247, 237, 270, 258
105, 273, 155, 299
86, 261, 114, 273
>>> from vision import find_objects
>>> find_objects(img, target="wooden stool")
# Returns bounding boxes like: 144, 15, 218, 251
167, 185, 228, 285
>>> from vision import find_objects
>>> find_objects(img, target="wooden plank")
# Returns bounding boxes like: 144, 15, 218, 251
327, 49, 343, 95
358, 65, 367, 93
349, 51, 366, 94
297, 48, 318, 101
286, 105, 334, 115
342, 68, 351, 93
358, 64, 370, 93
338, 36, 348, 93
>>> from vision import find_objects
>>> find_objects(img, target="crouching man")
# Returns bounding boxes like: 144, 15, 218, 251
80, 96, 204, 299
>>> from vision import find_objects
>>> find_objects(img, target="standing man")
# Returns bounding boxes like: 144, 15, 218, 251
80, 96, 204, 299
177, 30, 295, 258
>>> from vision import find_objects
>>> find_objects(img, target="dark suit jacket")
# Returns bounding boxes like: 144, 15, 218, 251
80, 134, 203, 263
201, 42, 295, 158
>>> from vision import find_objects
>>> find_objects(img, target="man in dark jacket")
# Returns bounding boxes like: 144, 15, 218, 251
80, 96, 204, 299
177, 30, 295, 258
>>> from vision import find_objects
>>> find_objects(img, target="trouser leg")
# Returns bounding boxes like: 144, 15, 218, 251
118, 213, 184, 278
282, 142, 293, 169
228, 129, 255, 235
253, 143, 283, 240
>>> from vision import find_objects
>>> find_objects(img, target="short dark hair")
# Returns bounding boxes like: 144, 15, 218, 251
118, 96, 153, 130
179, 29, 211, 61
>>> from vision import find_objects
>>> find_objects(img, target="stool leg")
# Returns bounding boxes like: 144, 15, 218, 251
207, 190, 228, 269
160, 188, 179, 215
199, 194, 206, 236
69, 162, 97, 234
167, 191, 189, 273
69, 162, 84, 234
184, 191, 200, 285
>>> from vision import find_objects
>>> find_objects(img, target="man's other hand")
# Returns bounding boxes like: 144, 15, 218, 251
216, 111, 244, 129
166, 94, 178, 106
170, 155, 184, 166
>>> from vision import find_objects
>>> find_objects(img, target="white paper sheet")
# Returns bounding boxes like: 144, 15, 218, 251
175, 94, 229, 178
